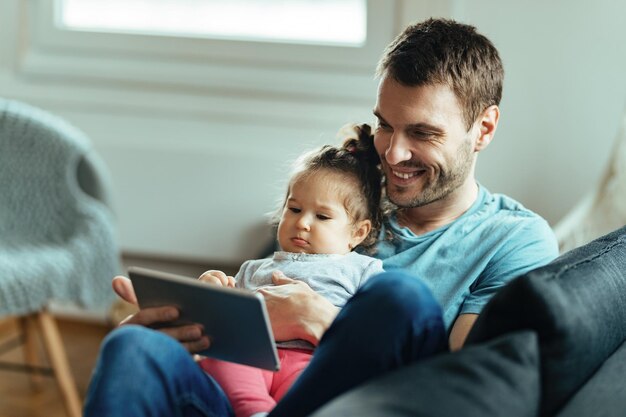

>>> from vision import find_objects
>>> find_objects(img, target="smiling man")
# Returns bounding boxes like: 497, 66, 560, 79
84, 18, 558, 417
270, 19, 559, 416
363, 19, 557, 351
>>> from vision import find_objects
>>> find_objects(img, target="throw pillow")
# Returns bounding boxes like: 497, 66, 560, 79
466, 226, 626, 416
311, 331, 540, 417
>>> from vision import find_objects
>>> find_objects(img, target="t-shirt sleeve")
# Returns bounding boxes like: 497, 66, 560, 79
234, 259, 261, 289
460, 216, 559, 316
358, 258, 385, 288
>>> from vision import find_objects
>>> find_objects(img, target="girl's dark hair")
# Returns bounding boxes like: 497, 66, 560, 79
284, 123, 382, 250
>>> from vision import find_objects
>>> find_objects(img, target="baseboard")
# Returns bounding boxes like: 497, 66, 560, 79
47, 301, 110, 325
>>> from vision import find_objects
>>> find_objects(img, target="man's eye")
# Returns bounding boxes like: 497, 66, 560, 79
317, 214, 331, 220
410, 130, 435, 140
377, 121, 391, 130
289, 207, 301, 213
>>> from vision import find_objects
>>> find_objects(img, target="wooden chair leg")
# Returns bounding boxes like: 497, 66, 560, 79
20, 315, 44, 390
36, 311, 82, 417
0, 317, 15, 334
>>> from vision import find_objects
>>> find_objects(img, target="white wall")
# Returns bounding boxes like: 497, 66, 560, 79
452, 0, 626, 224
1, 0, 624, 265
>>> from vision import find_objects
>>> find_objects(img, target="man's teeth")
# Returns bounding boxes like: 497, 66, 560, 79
392, 170, 418, 179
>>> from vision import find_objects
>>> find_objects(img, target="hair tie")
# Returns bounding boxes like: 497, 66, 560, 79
346, 144, 357, 153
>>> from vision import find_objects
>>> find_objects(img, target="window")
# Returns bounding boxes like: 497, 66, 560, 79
20, 0, 396, 102
59, 0, 367, 46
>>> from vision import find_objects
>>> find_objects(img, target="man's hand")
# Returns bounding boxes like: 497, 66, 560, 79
111, 276, 210, 353
257, 271, 339, 345
198, 270, 236, 287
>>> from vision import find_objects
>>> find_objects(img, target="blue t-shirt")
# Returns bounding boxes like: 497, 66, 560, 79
371, 184, 559, 330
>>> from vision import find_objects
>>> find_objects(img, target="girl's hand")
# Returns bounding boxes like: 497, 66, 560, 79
111, 275, 210, 353
257, 270, 339, 345
198, 270, 236, 287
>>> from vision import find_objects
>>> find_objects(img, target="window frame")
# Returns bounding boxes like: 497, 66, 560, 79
20, 0, 398, 101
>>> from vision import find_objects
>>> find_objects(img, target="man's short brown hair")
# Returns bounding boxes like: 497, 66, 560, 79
376, 18, 504, 131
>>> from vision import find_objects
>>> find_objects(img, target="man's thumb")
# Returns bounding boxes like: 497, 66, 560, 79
272, 270, 293, 284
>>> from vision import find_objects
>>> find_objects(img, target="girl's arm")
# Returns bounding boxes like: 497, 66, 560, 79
198, 270, 236, 287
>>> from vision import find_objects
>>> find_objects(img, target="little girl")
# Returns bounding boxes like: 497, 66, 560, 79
198, 124, 384, 417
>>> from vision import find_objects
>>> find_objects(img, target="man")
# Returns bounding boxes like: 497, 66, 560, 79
84, 18, 557, 417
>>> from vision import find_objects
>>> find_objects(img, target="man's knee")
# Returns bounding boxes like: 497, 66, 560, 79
358, 272, 442, 320
100, 325, 179, 364
102, 325, 154, 349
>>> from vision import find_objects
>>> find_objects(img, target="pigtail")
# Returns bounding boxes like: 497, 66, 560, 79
338, 123, 383, 250
340, 124, 380, 167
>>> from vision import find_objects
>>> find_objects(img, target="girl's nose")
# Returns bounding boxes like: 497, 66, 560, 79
296, 215, 311, 231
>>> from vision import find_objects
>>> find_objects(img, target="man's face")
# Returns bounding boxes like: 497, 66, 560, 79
373, 76, 477, 209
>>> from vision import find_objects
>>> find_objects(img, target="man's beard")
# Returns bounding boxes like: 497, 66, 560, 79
385, 140, 474, 208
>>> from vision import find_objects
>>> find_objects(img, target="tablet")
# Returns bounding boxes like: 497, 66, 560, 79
128, 266, 280, 371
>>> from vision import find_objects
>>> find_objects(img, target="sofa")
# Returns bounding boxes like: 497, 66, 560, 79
310, 225, 626, 417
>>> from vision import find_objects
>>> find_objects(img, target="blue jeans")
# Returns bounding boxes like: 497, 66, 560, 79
84, 272, 447, 417
83, 324, 234, 417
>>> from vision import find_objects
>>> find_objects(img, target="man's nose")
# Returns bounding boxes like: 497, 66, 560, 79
384, 133, 412, 165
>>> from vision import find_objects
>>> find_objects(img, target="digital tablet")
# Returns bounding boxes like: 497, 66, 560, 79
128, 266, 280, 371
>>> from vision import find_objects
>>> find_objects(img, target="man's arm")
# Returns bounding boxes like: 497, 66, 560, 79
449, 313, 478, 351
451, 218, 558, 351
258, 271, 340, 345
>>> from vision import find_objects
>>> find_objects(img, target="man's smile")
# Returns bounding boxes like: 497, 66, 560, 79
392, 169, 424, 180
387, 167, 427, 185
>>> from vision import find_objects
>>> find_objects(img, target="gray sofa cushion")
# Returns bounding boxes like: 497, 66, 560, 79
555, 340, 626, 417
466, 226, 626, 416
311, 331, 540, 417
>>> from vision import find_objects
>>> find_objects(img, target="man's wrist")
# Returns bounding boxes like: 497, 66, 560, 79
300, 293, 340, 345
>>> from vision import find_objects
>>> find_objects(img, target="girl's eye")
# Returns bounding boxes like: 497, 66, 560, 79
289, 207, 301, 213
317, 214, 331, 220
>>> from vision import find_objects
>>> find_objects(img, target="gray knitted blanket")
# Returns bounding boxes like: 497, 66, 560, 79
0, 98, 121, 316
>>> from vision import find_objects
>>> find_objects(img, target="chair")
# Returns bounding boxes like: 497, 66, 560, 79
0, 98, 121, 417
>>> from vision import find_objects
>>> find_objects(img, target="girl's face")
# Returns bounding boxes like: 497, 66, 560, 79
277, 171, 371, 255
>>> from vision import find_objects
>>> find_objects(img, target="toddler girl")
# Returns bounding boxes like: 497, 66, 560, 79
199, 124, 384, 417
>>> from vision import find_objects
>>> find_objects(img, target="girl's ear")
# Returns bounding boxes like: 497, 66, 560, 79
350, 219, 372, 249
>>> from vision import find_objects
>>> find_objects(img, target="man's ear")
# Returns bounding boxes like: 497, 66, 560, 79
350, 219, 372, 249
474, 105, 500, 152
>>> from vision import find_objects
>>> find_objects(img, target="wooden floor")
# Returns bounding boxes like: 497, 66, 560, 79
0, 318, 112, 417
